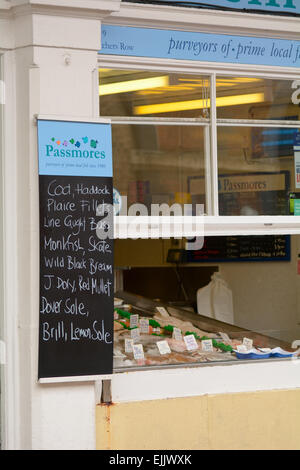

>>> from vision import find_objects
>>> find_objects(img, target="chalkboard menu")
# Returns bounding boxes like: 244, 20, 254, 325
186, 235, 290, 263
37, 118, 114, 379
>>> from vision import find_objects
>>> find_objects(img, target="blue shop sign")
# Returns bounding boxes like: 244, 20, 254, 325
37, 119, 113, 178
100, 24, 300, 68
122, 0, 300, 15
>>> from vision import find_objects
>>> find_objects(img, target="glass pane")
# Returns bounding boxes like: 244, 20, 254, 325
99, 69, 210, 118
113, 235, 300, 371
216, 77, 300, 121
112, 124, 206, 213
217, 126, 299, 216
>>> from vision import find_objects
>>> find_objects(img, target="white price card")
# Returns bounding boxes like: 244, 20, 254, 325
237, 345, 248, 353
130, 314, 139, 329
131, 328, 140, 343
156, 306, 169, 318
139, 318, 149, 334
156, 340, 171, 355
133, 344, 145, 361
201, 339, 214, 352
184, 334, 198, 351
172, 327, 182, 341
125, 338, 134, 353
243, 337, 253, 350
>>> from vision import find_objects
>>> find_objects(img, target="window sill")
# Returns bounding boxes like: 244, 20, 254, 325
110, 357, 300, 403
114, 215, 300, 238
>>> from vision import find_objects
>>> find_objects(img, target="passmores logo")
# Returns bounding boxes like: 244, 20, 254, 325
45, 135, 106, 159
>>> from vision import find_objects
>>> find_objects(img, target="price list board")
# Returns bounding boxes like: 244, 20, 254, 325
186, 235, 290, 263
37, 118, 114, 379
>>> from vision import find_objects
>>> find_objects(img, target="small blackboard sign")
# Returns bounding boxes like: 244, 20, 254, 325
186, 235, 290, 263
37, 118, 114, 379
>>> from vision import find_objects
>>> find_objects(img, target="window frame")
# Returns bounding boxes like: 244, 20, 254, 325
98, 55, 300, 237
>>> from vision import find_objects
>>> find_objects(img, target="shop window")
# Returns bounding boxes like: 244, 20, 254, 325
216, 77, 300, 216
99, 68, 300, 222
217, 126, 296, 216
111, 124, 206, 210
99, 69, 210, 119
113, 236, 300, 371
98, 67, 300, 371
216, 77, 299, 122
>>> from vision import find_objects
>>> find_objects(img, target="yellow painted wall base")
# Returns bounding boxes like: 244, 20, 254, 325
96, 389, 300, 450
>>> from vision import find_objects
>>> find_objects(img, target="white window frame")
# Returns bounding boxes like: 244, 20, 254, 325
98, 52, 300, 237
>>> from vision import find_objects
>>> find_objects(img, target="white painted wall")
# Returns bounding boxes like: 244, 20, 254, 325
110, 360, 300, 404
219, 236, 300, 343
0, 0, 122, 451
0, 51, 4, 450
19, 17, 103, 453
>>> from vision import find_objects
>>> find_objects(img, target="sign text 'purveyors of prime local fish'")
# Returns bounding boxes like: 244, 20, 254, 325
100, 25, 300, 68
37, 118, 114, 379
123, 0, 300, 15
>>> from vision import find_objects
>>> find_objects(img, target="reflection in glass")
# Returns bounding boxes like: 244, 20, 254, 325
99, 69, 210, 119
217, 126, 298, 216
216, 77, 300, 121
112, 125, 206, 211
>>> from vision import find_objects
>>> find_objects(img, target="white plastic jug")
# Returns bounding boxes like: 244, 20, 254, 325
197, 272, 234, 325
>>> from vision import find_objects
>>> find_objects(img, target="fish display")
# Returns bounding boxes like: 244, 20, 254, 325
113, 296, 298, 370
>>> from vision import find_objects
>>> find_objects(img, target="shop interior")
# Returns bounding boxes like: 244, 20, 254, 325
99, 68, 300, 370
113, 235, 300, 369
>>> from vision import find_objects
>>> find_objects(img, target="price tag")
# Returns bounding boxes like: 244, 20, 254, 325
172, 327, 182, 341
140, 318, 149, 334
133, 344, 145, 361
184, 334, 198, 351
156, 306, 169, 318
156, 340, 171, 355
201, 339, 214, 352
125, 338, 134, 353
130, 314, 139, 329
131, 328, 140, 343
237, 345, 248, 353
243, 338, 253, 350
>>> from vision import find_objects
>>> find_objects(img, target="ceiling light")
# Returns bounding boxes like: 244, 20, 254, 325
99, 76, 169, 96
134, 93, 265, 115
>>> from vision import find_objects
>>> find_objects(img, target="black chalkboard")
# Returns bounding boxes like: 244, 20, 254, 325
186, 235, 290, 263
38, 175, 114, 378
